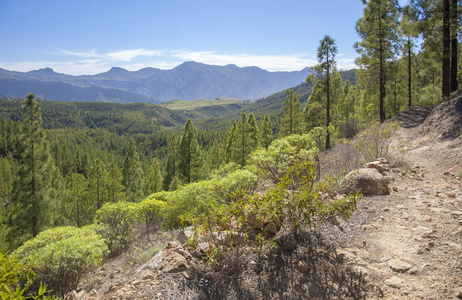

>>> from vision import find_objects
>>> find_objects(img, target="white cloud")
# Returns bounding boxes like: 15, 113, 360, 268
171, 50, 318, 71
0, 48, 357, 76
106, 49, 163, 62
61, 48, 163, 62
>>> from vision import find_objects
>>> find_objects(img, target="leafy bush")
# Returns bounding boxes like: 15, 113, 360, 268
248, 133, 319, 187
162, 180, 214, 229
209, 168, 258, 205
11, 226, 107, 298
94, 202, 136, 257
135, 198, 167, 242
185, 132, 358, 260
354, 121, 400, 162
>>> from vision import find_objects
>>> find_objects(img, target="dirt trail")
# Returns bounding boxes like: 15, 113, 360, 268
332, 111, 462, 299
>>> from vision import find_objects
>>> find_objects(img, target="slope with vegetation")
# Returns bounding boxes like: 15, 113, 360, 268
0, 0, 461, 298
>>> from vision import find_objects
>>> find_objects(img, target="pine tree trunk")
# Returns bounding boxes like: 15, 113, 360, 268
451, 0, 458, 92
408, 36, 412, 107
326, 54, 331, 150
442, 0, 451, 100
378, 7, 386, 123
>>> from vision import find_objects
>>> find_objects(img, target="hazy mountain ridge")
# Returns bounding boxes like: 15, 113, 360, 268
0, 62, 311, 103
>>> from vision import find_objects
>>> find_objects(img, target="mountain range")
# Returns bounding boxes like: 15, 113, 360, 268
0, 62, 311, 103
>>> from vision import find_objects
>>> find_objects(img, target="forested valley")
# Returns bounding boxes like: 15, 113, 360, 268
1, 0, 461, 298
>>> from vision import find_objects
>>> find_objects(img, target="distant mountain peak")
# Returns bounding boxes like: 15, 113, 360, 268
105, 67, 129, 74
28, 67, 56, 75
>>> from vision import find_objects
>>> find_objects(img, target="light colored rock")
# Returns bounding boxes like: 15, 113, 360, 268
339, 168, 390, 195
139, 242, 190, 274
365, 159, 390, 174
411, 226, 433, 235
385, 276, 404, 289
451, 211, 462, 217
387, 259, 412, 273
176, 226, 194, 245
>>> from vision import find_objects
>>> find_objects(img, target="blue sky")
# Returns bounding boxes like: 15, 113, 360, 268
0, 0, 409, 75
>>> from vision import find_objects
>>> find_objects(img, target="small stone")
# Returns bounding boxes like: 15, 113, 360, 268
411, 226, 433, 235
385, 276, 404, 289
447, 193, 457, 198
199, 290, 208, 300
408, 267, 419, 275
443, 171, 450, 175
392, 186, 398, 192
388, 259, 412, 273
298, 261, 310, 273
456, 287, 462, 299
451, 211, 462, 217
264, 222, 278, 235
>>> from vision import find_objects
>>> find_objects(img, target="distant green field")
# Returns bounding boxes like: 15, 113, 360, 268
158, 98, 248, 110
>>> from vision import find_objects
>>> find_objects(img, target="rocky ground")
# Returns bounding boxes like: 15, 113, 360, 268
68, 95, 462, 300
326, 126, 462, 299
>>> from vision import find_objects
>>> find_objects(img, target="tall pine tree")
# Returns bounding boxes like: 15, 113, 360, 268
279, 89, 304, 137
122, 139, 145, 202
178, 120, 203, 184
316, 35, 338, 149
260, 115, 273, 150
146, 157, 163, 194
163, 136, 178, 191
355, 0, 401, 122
7, 93, 59, 247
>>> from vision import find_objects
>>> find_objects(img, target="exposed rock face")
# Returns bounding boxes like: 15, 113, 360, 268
138, 242, 191, 274
339, 168, 390, 196
365, 158, 390, 175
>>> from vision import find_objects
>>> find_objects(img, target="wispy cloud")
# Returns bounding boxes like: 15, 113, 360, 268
106, 49, 164, 61
62, 48, 163, 62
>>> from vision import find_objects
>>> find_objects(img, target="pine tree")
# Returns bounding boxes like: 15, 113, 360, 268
64, 171, 87, 227
146, 157, 163, 194
260, 115, 273, 150
7, 93, 59, 246
88, 158, 108, 210
355, 0, 401, 122
108, 160, 125, 202
246, 113, 260, 155
450, 0, 458, 92
401, 5, 419, 107
225, 122, 237, 164
178, 120, 203, 184
209, 133, 224, 171
316, 35, 338, 149
122, 139, 145, 202
163, 136, 177, 191
279, 89, 304, 137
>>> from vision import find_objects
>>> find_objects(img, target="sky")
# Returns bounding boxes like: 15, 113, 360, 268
0, 0, 409, 75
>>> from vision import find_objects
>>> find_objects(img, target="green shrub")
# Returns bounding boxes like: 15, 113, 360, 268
354, 121, 400, 162
11, 226, 107, 298
135, 198, 167, 242
248, 133, 319, 187
94, 202, 136, 257
162, 180, 215, 229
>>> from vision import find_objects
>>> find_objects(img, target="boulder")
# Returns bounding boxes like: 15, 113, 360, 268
339, 168, 390, 195
138, 242, 190, 274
